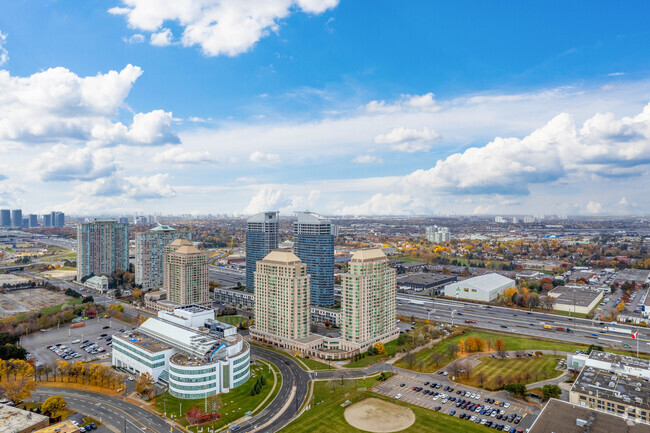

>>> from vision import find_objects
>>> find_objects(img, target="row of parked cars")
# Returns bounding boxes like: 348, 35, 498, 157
451, 410, 523, 432
47, 344, 83, 360
71, 420, 97, 432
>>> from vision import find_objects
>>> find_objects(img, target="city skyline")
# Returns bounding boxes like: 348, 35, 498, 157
1, 2, 650, 216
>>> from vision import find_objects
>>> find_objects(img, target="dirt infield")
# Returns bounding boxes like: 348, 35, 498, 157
344, 398, 415, 432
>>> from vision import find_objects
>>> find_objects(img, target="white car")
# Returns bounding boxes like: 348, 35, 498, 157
432, 395, 440, 401
395, 394, 402, 399
504, 426, 510, 431
71, 339, 80, 344
475, 394, 481, 400
128, 376, 134, 381
470, 416, 476, 422
504, 402, 510, 408
72, 421, 79, 426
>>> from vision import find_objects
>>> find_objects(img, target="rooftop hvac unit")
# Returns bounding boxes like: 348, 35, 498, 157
576, 419, 588, 427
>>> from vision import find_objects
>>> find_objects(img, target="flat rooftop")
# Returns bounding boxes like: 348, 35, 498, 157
549, 285, 603, 307
115, 331, 172, 354
589, 350, 650, 370
398, 273, 455, 286
0, 405, 49, 432
613, 269, 650, 284
572, 363, 650, 411
530, 399, 649, 433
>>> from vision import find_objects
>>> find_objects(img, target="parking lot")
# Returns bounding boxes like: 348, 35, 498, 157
21, 317, 131, 366
375, 369, 539, 432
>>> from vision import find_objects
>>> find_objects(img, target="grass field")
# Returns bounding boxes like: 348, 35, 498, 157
343, 338, 402, 368
154, 361, 276, 431
217, 315, 248, 326
395, 329, 586, 373
281, 376, 489, 433
40, 251, 77, 262
455, 355, 562, 389
299, 356, 332, 371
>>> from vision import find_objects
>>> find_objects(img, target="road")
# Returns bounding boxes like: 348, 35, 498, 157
32, 388, 183, 433
396, 294, 650, 353
209, 266, 245, 288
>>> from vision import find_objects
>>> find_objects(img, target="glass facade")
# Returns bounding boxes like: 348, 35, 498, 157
245, 212, 279, 291
294, 232, 334, 307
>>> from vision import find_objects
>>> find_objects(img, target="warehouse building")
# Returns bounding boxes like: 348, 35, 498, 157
397, 273, 457, 294
112, 305, 250, 399
443, 273, 515, 302
547, 285, 603, 315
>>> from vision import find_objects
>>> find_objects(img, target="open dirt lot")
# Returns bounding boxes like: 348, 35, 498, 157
0, 288, 69, 317
344, 398, 415, 432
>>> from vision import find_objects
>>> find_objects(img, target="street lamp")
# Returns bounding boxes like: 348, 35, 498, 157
451, 309, 457, 326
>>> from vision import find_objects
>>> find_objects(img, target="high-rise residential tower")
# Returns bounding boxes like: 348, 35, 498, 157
253, 250, 310, 341
135, 225, 191, 291
28, 214, 38, 228
42, 214, 52, 227
0, 209, 10, 227
293, 211, 334, 307
11, 209, 22, 227
77, 219, 129, 281
54, 212, 65, 228
164, 238, 210, 306
245, 211, 279, 292
425, 225, 450, 243
341, 248, 397, 344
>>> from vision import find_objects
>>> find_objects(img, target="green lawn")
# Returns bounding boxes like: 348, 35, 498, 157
395, 329, 586, 373
455, 355, 562, 389
281, 377, 489, 433
344, 338, 402, 368
217, 315, 249, 326
154, 361, 276, 431
300, 357, 333, 371
40, 251, 77, 262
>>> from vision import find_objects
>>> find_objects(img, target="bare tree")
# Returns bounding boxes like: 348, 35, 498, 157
446, 343, 459, 360
403, 352, 417, 366
429, 352, 446, 367
494, 375, 505, 388
476, 371, 487, 387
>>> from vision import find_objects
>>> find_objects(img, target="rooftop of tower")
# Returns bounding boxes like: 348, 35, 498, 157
262, 249, 302, 264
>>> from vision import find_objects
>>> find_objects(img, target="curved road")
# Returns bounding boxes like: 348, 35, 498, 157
32, 388, 183, 433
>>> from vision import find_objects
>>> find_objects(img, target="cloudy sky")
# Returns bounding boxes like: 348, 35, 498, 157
1, 1, 650, 216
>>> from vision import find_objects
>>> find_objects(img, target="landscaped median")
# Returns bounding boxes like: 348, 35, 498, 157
249, 341, 332, 371
152, 360, 279, 432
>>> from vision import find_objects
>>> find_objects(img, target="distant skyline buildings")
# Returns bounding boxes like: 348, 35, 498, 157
245, 211, 279, 292
293, 211, 335, 307
426, 225, 450, 243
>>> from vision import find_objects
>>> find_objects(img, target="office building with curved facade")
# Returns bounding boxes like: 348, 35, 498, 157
112, 305, 250, 399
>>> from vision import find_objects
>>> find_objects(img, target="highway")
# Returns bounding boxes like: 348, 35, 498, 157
209, 266, 245, 288
396, 294, 650, 354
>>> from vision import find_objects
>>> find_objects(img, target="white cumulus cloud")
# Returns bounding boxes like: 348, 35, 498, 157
250, 151, 281, 164
0, 65, 179, 147
33, 145, 117, 182
586, 201, 602, 214
374, 126, 439, 153
151, 28, 173, 46
109, 0, 339, 57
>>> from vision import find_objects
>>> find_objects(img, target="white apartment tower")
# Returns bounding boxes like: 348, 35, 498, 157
163, 239, 210, 306
425, 225, 450, 243
254, 250, 311, 341
341, 248, 397, 344
135, 225, 191, 291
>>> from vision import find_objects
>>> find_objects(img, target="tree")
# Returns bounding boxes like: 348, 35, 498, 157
429, 352, 445, 367
0, 359, 36, 403
586, 344, 604, 354
42, 396, 67, 419
403, 353, 416, 366
475, 371, 487, 387
542, 384, 562, 401
495, 339, 506, 351
540, 295, 556, 310
445, 343, 459, 360
374, 342, 386, 355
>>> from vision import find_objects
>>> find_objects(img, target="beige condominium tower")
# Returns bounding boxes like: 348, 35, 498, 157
163, 238, 210, 306
253, 250, 311, 341
341, 248, 397, 344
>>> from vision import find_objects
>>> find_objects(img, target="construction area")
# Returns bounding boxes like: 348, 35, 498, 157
0, 287, 69, 317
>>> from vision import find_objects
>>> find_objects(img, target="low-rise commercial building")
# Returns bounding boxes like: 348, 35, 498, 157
444, 273, 515, 302
112, 305, 250, 399
569, 350, 650, 425
547, 285, 604, 315
213, 287, 255, 309
530, 398, 649, 433
84, 275, 108, 293
0, 405, 49, 433
397, 273, 457, 294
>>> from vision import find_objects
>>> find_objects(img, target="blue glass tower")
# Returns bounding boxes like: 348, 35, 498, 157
245, 211, 279, 292
293, 211, 335, 307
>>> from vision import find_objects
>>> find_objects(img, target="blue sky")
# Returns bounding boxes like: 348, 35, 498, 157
1, 0, 650, 216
